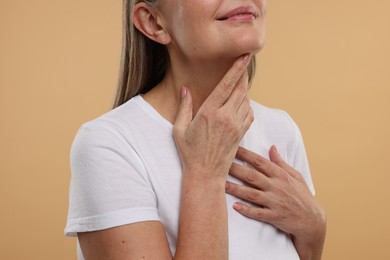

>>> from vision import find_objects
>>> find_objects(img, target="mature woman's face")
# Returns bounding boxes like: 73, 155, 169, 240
160, 0, 266, 60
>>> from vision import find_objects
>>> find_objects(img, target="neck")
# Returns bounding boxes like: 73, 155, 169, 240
143, 55, 239, 124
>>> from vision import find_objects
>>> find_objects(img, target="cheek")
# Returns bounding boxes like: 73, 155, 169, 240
257, 0, 267, 15
169, 12, 211, 49
164, 0, 223, 43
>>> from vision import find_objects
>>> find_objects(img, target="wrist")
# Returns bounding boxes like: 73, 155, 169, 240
183, 165, 229, 182
293, 206, 327, 260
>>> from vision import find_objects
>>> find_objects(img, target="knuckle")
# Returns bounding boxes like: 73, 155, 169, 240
246, 190, 260, 202
254, 210, 266, 220
253, 155, 267, 169
245, 170, 258, 183
220, 77, 234, 91
293, 171, 305, 182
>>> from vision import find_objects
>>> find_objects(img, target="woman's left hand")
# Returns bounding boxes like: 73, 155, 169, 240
225, 146, 326, 260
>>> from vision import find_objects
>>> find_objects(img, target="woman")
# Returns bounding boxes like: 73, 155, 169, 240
65, 0, 326, 259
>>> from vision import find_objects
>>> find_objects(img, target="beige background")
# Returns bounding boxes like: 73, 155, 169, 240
1, 0, 389, 259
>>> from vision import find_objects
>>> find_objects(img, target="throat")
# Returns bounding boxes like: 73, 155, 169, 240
142, 59, 237, 124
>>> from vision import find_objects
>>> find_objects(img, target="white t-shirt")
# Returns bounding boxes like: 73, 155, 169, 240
65, 95, 315, 260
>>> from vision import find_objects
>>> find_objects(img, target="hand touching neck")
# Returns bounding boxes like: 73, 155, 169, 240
143, 55, 242, 124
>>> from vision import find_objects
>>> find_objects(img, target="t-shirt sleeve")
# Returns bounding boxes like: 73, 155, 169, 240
284, 113, 316, 195
65, 121, 160, 237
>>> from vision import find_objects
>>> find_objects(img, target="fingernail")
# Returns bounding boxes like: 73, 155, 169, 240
233, 202, 242, 211
181, 87, 187, 98
241, 54, 250, 63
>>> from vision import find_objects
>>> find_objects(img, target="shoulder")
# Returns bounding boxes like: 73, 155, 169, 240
250, 100, 293, 121
71, 97, 148, 162
249, 99, 300, 137
83, 96, 145, 130
73, 96, 145, 145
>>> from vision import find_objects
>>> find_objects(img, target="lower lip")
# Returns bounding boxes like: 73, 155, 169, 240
224, 14, 256, 22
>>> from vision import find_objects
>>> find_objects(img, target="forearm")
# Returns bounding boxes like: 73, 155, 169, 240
174, 170, 228, 260
171, 56, 252, 259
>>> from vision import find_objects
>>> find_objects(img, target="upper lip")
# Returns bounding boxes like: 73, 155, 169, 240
217, 6, 258, 20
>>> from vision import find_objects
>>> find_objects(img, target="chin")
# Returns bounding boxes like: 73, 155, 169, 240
247, 40, 265, 54
233, 34, 265, 55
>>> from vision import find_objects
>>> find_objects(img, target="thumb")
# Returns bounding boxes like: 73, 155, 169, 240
269, 145, 283, 165
269, 145, 303, 180
174, 86, 193, 134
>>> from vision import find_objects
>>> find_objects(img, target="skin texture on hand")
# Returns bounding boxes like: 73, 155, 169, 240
173, 54, 254, 179
225, 146, 326, 260
172, 55, 254, 259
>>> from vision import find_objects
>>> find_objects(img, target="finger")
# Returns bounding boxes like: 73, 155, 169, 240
235, 146, 279, 178
205, 54, 251, 108
239, 107, 254, 138
173, 87, 193, 136
236, 96, 250, 122
234, 106, 254, 143
225, 181, 270, 207
223, 71, 249, 113
229, 162, 270, 190
269, 145, 304, 181
232, 202, 273, 223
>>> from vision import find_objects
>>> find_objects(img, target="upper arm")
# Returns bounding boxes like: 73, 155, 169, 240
66, 122, 160, 236
78, 221, 172, 260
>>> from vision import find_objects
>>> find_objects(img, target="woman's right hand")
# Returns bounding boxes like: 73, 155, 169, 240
173, 54, 254, 179
77, 56, 255, 260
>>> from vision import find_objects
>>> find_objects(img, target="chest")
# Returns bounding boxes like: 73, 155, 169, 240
132, 131, 298, 259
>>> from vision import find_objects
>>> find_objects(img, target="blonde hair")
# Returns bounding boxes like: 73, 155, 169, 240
113, 0, 256, 108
